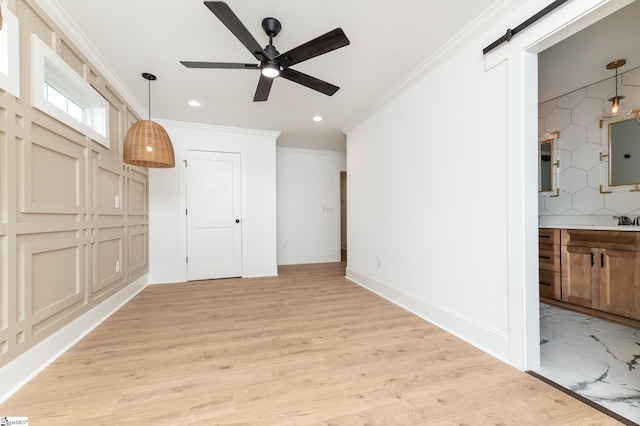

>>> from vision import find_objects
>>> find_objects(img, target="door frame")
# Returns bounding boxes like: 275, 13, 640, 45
485, 0, 635, 369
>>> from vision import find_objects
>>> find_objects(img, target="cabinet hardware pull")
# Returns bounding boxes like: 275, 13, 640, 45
539, 255, 551, 259
591, 252, 595, 266
539, 281, 552, 286
601, 253, 605, 268
540, 235, 551, 239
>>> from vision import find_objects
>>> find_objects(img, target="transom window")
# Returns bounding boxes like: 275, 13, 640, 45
44, 82, 84, 123
32, 35, 109, 147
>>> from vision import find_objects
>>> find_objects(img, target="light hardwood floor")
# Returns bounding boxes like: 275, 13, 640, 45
0, 263, 621, 425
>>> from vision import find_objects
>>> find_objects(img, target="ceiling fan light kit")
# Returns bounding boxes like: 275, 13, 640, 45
181, 1, 350, 102
123, 73, 175, 168
261, 61, 280, 78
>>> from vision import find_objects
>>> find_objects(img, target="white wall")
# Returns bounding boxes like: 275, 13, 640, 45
148, 120, 279, 283
539, 67, 640, 217
276, 148, 346, 265
345, 0, 632, 370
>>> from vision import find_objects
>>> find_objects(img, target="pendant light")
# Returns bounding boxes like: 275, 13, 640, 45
123, 73, 175, 168
600, 59, 633, 120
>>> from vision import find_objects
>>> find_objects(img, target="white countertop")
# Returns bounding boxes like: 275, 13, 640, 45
539, 215, 640, 231
540, 224, 640, 231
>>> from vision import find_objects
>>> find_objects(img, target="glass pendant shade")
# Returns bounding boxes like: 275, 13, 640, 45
600, 59, 633, 120
124, 120, 175, 168
600, 95, 633, 120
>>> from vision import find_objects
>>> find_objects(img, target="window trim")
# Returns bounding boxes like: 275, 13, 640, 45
31, 34, 109, 147
0, 4, 20, 98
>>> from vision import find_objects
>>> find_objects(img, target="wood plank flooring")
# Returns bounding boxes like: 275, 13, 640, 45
0, 263, 621, 425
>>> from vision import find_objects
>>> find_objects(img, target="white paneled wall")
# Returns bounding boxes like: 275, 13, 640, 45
539, 67, 640, 217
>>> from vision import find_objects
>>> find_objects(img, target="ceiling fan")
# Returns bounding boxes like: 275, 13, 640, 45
180, 1, 350, 102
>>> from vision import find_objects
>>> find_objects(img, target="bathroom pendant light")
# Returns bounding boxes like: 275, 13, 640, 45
600, 59, 633, 120
123, 73, 175, 168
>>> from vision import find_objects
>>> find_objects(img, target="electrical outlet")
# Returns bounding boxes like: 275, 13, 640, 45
115, 260, 120, 273
377, 258, 382, 269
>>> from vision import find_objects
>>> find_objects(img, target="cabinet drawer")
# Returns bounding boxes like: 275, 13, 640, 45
562, 229, 640, 251
539, 269, 561, 300
539, 243, 560, 271
539, 228, 560, 245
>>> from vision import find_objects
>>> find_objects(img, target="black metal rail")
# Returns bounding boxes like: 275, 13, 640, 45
482, 0, 570, 55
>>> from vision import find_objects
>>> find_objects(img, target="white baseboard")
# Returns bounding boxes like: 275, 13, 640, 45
0, 275, 148, 404
242, 265, 278, 278
345, 267, 510, 364
277, 253, 340, 265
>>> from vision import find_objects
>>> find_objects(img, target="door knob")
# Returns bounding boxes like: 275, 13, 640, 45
235, 219, 240, 223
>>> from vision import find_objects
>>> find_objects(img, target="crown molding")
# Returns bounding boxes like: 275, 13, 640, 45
156, 118, 281, 138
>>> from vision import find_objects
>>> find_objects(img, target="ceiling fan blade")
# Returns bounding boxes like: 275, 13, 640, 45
180, 61, 259, 70
279, 68, 339, 96
253, 74, 274, 102
204, 1, 269, 62
276, 28, 350, 68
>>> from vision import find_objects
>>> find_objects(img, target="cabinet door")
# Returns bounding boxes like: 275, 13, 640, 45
599, 249, 640, 320
562, 245, 598, 308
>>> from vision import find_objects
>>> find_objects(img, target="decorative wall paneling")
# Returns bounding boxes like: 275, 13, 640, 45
0, 0, 149, 369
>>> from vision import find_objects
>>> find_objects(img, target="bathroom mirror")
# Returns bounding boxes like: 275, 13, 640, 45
609, 115, 640, 186
539, 137, 554, 192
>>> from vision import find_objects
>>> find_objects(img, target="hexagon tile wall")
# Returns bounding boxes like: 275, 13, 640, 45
539, 66, 640, 217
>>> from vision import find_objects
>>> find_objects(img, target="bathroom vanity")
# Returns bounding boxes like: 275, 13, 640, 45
539, 224, 640, 325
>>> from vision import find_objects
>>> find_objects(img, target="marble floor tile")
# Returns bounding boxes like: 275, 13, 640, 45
536, 303, 640, 424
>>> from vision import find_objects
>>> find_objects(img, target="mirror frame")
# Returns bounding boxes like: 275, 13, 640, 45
538, 132, 559, 196
607, 112, 640, 188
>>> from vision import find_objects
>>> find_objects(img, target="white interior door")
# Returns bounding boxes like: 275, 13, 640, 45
186, 150, 241, 280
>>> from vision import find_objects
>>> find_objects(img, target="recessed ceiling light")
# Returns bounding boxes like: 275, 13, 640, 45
188, 100, 201, 107
312, 115, 323, 122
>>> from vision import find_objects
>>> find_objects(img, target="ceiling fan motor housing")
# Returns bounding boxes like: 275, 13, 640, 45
264, 44, 279, 60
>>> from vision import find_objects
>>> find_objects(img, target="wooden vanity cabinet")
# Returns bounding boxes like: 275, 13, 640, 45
538, 229, 561, 299
599, 248, 640, 319
561, 229, 640, 321
561, 244, 598, 308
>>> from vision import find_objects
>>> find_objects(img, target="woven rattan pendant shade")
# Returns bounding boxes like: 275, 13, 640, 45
123, 72, 175, 168
124, 120, 175, 168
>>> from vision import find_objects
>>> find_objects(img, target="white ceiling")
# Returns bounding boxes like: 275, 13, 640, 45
44, 0, 507, 151
40, 1, 640, 152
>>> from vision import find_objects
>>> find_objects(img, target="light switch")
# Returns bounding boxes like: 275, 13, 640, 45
114, 195, 120, 208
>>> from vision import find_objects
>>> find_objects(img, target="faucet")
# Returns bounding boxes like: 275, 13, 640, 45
614, 215, 633, 225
